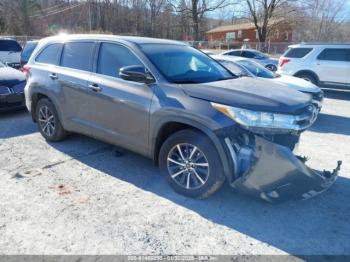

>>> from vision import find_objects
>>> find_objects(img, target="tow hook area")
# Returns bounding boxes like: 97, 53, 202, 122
228, 135, 342, 203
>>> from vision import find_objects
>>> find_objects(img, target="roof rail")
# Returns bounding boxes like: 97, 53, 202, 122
298, 42, 350, 46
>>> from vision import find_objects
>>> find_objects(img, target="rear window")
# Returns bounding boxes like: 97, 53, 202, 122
284, 48, 313, 58
317, 48, 350, 62
21, 42, 38, 63
0, 40, 22, 52
36, 43, 62, 65
61, 42, 94, 71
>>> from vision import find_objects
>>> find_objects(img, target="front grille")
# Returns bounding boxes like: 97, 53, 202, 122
11, 82, 25, 93
0, 86, 11, 95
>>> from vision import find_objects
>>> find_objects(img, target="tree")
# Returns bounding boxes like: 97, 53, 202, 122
298, 0, 350, 42
245, 0, 296, 44
171, 0, 230, 41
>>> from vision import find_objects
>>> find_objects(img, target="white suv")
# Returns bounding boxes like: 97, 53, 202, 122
277, 44, 350, 88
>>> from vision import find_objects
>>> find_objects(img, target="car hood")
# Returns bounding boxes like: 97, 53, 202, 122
181, 77, 312, 114
273, 75, 320, 93
0, 66, 26, 87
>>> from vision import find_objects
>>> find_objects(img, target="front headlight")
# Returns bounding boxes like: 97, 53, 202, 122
211, 102, 298, 131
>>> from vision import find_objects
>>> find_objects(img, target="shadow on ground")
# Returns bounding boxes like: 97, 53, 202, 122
323, 88, 350, 101
0, 110, 37, 139
48, 134, 350, 255
311, 113, 350, 136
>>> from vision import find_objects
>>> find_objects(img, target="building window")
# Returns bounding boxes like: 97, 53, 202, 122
238, 30, 242, 38
285, 31, 289, 41
226, 32, 236, 40
255, 30, 259, 40
274, 30, 280, 40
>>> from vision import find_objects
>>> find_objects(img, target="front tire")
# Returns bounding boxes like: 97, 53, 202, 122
296, 73, 318, 86
266, 64, 277, 72
159, 129, 225, 199
36, 98, 67, 142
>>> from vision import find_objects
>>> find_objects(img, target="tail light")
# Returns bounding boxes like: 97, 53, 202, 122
21, 66, 30, 74
279, 58, 290, 67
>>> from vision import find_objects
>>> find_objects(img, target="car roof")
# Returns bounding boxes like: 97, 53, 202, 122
211, 54, 247, 62
288, 43, 350, 48
39, 34, 186, 46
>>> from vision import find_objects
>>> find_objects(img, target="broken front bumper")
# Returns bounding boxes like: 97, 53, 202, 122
227, 135, 342, 203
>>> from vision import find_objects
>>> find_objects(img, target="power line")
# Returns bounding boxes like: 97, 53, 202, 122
29, 2, 85, 18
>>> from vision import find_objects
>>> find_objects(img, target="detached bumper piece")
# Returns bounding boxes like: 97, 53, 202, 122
231, 136, 342, 203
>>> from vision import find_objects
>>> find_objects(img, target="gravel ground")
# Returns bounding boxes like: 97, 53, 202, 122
0, 89, 349, 255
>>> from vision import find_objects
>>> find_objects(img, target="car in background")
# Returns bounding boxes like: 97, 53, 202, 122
212, 55, 324, 107
278, 43, 350, 88
0, 62, 26, 112
0, 38, 22, 69
221, 48, 279, 72
20, 40, 39, 68
201, 50, 216, 56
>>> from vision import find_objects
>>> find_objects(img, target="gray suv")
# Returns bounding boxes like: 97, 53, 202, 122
24, 35, 341, 202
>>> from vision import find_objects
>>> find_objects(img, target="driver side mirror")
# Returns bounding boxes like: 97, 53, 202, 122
119, 65, 154, 84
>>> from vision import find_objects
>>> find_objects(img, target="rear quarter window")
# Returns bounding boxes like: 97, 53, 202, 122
284, 48, 313, 58
0, 40, 22, 52
35, 43, 62, 65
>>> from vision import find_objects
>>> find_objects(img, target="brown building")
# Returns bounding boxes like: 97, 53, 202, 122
206, 22, 293, 44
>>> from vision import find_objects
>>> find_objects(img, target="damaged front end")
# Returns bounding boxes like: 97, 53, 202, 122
216, 106, 342, 203
226, 133, 341, 203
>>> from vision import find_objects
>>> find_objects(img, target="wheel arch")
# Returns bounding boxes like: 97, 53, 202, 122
294, 70, 320, 84
30, 92, 64, 125
151, 118, 234, 182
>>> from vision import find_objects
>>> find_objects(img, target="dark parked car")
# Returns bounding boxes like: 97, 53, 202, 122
24, 35, 341, 202
0, 62, 26, 111
20, 40, 39, 68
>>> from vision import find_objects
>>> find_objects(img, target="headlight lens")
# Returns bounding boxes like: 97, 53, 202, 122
211, 102, 298, 130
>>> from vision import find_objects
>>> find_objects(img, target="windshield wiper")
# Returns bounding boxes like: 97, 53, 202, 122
172, 80, 198, 84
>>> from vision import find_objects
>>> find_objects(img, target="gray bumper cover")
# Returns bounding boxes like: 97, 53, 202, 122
231, 136, 342, 203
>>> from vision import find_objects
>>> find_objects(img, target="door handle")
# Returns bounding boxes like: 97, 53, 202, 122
49, 73, 58, 80
88, 83, 102, 92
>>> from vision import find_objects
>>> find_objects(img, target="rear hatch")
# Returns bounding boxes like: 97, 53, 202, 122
278, 46, 314, 72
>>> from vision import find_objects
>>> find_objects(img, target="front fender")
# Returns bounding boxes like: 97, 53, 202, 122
150, 111, 235, 183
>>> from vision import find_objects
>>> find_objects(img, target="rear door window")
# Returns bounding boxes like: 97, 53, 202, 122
61, 42, 95, 71
317, 48, 349, 62
35, 43, 62, 65
97, 43, 143, 78
228, 51, 242, 56
242, 51, 256, 58
284, 48, 313, 58
0, 40, 22, 52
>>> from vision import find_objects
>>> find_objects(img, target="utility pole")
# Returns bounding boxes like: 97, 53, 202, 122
88, 0, 92, 31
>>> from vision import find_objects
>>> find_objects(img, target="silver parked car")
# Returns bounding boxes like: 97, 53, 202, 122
221, 48, 279, 72
24, 34, 341, 202
212, 55, 324, 108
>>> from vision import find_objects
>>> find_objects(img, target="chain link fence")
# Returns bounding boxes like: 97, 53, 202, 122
186, 41, 294, 56
1, 35, 293, 56
0, 35, 43, 47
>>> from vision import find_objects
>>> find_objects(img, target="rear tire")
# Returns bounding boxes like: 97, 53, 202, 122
266, 64, 277, 72
35, 98, 67, 142
296, 73, 318, 86
159, 129, 225, 199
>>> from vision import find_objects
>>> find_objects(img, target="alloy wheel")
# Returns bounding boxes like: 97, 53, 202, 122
167, 143, 210, 190
38, 106, 55, 137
